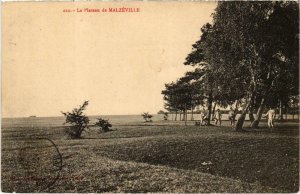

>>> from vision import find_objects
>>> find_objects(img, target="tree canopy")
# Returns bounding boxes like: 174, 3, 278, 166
162, 1, 299, 130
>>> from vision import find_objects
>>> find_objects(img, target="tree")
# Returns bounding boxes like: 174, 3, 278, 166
185, 24, 245, 125
179, 69, 206, 120
162, 82, 180, 121
211, 2, 299, 129
162, 76, 202, 124
95, 118, 112, 132
185, 1, 299, 130
287, 95, 300, 119
141, 112, 153, 122
163, 112, 168, 121
61, 101, 90, 138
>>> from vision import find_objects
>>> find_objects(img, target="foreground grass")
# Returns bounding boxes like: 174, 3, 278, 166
1, 121, 299, 192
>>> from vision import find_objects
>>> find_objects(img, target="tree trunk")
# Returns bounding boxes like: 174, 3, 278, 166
235, 95, 252, 131
235, 112, 247, 131
74, 127, 84, 138
249, 111, 255, 123
175, 111, 177, 121
191, 107, 194, 121
184, 104, 187, 126
186, 109, 188, 123
207, 92, 213, 125
211, 103, 217, 121
248, 97, 255, 123
279, 100, 283, 120
179, 111, 182, 121
250, 98, 266, 128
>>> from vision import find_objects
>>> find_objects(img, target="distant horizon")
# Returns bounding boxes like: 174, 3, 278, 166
1, 108, 239, 119
2, 113, 162, 119
1, 111, 201, 119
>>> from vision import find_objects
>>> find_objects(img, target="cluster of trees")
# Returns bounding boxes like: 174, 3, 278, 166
162, 69, 205, 122
158, 110, 169, 120
62, 101, 112, 138
162, 1, 299, 130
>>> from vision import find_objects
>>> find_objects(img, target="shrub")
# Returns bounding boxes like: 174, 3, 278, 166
157, 110, 165, 114
95, 118, 112, 132
61, 101, 90, 138
141, 112, 153, 122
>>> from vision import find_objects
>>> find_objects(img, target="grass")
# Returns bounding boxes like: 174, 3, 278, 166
1, 120, 299, 192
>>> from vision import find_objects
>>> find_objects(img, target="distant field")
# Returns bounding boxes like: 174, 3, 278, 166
1, 117, 299, 192
2, 114, 298, 128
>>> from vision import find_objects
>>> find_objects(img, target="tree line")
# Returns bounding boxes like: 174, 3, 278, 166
162, 1, 299, 131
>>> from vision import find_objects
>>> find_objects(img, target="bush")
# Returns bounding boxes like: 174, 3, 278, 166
141, 112, 153, 122
95, 118, 112, 132
157, 110, 165, 114
61, 101, 90, 138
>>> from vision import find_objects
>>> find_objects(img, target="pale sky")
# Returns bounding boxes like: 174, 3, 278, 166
2, 2, 217, 117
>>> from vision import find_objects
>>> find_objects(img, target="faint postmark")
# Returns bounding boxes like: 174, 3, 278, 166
15, 137, 63, 192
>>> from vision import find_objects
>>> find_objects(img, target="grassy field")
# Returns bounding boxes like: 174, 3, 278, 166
1, 118, 299, 193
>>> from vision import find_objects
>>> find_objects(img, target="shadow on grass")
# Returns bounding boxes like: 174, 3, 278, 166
242, 125, 299, 136
81, 136, 143, 140
95, 128, 299, 192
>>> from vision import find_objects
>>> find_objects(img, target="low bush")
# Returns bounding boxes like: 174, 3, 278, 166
141, 112, 153, 122
95, 118, 112, 132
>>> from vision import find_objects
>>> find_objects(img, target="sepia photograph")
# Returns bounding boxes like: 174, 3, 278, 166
2, 1, 299, 193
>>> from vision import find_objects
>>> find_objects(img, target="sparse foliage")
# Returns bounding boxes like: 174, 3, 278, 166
62, 101, 90, 138
142, 112, 153, 122
95, 118, 112, 132
157, 110, 165, 114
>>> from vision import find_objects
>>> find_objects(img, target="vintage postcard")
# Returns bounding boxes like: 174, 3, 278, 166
1, 1, 299, 193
